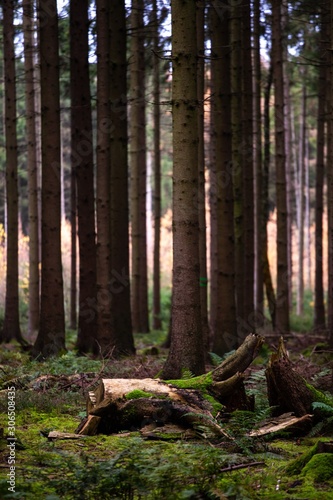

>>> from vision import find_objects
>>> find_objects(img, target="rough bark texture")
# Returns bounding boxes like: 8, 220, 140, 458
130, 0, 149, 334
110, 0, 135, 354
161, 0, 204, 379
152, 0, 162, 331
265, 338, 324, 417
272, 0, 290, 335
70, 0, 97, 354
314, 11, 327, 331
211, 1, 237, 356
95, 0, 114, 354
1, 0, 24, 344
23, 0, 40, 339
32, 0, 66, 358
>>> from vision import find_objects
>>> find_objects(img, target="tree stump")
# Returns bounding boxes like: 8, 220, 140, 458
76, 334, 264, 436
265, 337, 333, 418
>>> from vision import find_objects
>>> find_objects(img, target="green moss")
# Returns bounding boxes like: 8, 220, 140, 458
285, 441, 320, 475
125, 389, 156, 400
301, 454, 333, 483
167, 372, 213, 391
305, 382, 333, 408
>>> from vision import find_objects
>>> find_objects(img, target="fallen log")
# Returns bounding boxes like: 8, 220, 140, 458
248, 412, 313, 437
77, 334, 264, 437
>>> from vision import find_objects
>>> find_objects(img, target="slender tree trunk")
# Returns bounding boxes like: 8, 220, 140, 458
314, 10, 327, 331
70, 168, 77, 330
208, 4, 218, 340
253, 0, 263, 320
272, 0, 290, 334
70, 0, 97, 354
95, 0, 114, 355
296, 80, 306, 316
32, 0, 66, 358
152, 0, 162, 331
1, 0, 25, 344
263, 59, 276, 327
109, 0, 135, 354
197, 0, 210, 352
130, 0, 149, 333
161, 0, 204, 379
241, 0, 255, 340
23, 0, 40, 339
230, 0, 244, 344
211, 1, 237, 355
328, 0, 333, 347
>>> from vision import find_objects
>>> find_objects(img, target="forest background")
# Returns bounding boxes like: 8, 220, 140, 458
0, 0, 332, 379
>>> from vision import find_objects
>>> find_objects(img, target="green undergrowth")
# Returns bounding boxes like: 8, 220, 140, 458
1, 332, 333, 499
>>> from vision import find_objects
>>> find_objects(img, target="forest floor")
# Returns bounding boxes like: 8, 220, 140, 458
0, 328, 333, 499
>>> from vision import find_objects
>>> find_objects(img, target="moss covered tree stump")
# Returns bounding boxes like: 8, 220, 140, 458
76, 334, 264, 437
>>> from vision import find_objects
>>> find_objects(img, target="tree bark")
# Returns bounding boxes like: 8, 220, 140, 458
1, 0, 25, 345
152, 0, 162, 331
32, 0, 66, 358
23, 0, 40, 340
130, 0, 149, 334
109, 0, 135, 354
161, 0, 204, 379
272, 0, 290, 335
314, 9, 327, 331
70, 0, 98, 354
211, 1, 237, 355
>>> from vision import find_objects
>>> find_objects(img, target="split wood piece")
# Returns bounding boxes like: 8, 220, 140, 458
212, 333, 265, 382
47, 431, 87, 440
77, 415, 101, 436
248, 412, 313, 437
265, 337, 320, 417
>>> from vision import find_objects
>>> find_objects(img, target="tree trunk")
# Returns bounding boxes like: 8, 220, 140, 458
211, 1, 237, 355
263, 60, 276, 328
314, 10, 327, 331
152, 0, 162, 331
328, 0, 333, 347
296, 80, 306, 317
95, 0, 114, 355
23, 0, 40, 340
241, 0, 255, 340
161, 0, 204, 379
32, 0, 66, 358
109, 0, 135, 354
130, 0, 149, 334
230, 0, 244, 344
272, 0, 290, 335
1, 0, 25, 345
70, 0, 98, 354
197, 0, 210, 354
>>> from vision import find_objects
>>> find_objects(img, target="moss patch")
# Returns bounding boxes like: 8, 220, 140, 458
301, 453, 333, 483
125, 389, 156, 400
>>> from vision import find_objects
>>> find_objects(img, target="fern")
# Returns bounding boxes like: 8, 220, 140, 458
312, 401, 333, 415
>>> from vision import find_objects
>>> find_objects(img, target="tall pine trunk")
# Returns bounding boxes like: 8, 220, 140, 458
32, 0, 66, 358
70, 0, 97, 354
109, 0, 135, 354
197, 0, 210, 352
95, 0, 114, 355
23, 0, 40, 340
1, 0, 24, 344
314, 9, 327, 331
211, 1, 237, 355
152, 0, 162, 331
130, 0, 149, 333
272, 0, 290, 334
161, 0, 204, 379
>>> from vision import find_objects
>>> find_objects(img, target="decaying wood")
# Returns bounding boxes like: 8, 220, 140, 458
77, 334, 265, 437
265, 338, 320, 417
78, 415, 101, 436
47, 431, 86, 440
248, 412, 313, 437
212, 334, 264, 382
